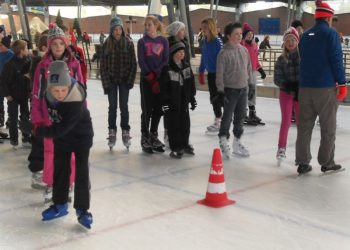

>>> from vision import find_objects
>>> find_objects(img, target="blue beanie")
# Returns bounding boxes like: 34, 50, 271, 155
110, 16, 123, 34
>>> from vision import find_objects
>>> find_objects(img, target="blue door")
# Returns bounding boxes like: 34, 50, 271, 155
259, 18, 280, 34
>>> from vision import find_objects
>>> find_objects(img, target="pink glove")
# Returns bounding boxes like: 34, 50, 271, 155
337, 85, 348, 101
199, 73, 205, 85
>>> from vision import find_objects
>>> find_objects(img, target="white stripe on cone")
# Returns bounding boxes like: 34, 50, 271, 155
207, 182, 227, 193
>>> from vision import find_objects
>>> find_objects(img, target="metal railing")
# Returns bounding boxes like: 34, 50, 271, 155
260, 48, 350, 77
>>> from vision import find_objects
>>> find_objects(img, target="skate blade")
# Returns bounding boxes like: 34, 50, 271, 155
232, 152, 250, 158
205, 130, 219, 136
320, 168, 346, 177
42, 211, 69, 221
152, 147, 165, 153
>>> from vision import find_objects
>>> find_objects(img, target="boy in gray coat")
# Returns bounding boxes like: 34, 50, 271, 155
215, 22, 254, 159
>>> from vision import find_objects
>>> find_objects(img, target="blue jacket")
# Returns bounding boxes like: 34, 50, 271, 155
199, 37, 223, 73
299, 20, 345, 88
0, 50, 14, 73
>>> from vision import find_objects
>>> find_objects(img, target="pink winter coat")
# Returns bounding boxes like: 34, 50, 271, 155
241, 40, 261, 71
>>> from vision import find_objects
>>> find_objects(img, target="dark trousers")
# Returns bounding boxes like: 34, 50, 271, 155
0, 97, 4, 126
166, 105, 190, 152
207, 73, 222, 118
296, 88, 338, 167
140, 76, 163, 136
28, 135, 44, 173
107, 83, 130, 131
53, 148, 91, 210
218, 87, 247, 139
8, 99, 30, 142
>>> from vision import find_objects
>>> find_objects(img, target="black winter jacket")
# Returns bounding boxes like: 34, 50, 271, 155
1, 56, 31, 100
36, 81, 93, 151
160, 59, 196, 112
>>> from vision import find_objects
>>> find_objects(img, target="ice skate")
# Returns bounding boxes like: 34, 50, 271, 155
141, 134, 153, 154
321, 164, 343, 173
170, 149, 184, 159
246, 110, 265, 126
22, 135, 31, 148
0, 128, 8, 139
150, 132, 165, 153
31, 171, 46, 190
76, 209, 93, 229
232, 137, 250, 157
107, 129, 116, 151
122, 130, 131, 150
10, 139, 18, 150
42, 203, 68, 221
205, 118, 221, 135
183, 144, 195, 155
276, 148, 286, 166
219, 136, 231, 159
297, 164, 312, 175
43, 186, 53, 204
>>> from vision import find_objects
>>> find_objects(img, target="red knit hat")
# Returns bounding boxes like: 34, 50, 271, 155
283, 27, 300, 43
315, 0, 334, 19
243, 23, 254, 38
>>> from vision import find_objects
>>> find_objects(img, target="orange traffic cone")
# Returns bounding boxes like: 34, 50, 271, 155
197, 148, 235, 208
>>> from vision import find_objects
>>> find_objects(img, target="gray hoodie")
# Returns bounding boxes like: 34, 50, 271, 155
215, 43, 253, 92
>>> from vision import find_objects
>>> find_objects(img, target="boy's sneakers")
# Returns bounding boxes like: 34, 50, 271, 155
43, 186, 53, 204
76, 209, 93, 229
232, 137, 250, 157
42, 203, 68, 221
219, 136, 231, 159
31, 171, 47, 190
321, 164, 342, 173
206, 118, 221, 133
276, 148, 286, 159
297, 164, 312, 174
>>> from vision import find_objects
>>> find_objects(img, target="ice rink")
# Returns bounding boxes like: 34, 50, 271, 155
1, 79, 350, 250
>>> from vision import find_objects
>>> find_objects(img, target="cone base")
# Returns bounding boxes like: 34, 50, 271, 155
197, 198, 236, 208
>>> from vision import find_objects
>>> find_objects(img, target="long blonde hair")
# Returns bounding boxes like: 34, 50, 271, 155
282, 41, 299, 63
201, 17, 218, 42
144, 15, 165, 36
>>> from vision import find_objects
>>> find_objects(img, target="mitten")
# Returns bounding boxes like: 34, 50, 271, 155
151, 81, 160, 94
258, 68, 266, 79
337, 85, 348, 101
190, 98, 197, 110
145, 71, 156, 83
198, 73, 205, 85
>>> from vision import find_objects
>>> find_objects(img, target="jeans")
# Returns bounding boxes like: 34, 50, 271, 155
218, 87, 247, 139
207, 73, 222, 118
107, 83, 130, 131
278, 90, 299, 148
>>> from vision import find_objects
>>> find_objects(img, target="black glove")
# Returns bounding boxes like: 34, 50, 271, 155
190, 98, 197, 110
258, 68, 266, 79
212, 91, 226, 107
248, 84, 255, 100
162, 104, 171, 113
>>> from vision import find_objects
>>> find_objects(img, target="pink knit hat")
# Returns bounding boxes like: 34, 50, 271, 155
243, 23, 254, 38
283, 27, 300, 43
47, 23, 68, 48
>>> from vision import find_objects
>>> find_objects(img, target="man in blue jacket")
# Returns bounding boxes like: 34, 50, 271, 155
295, 1, 347, 174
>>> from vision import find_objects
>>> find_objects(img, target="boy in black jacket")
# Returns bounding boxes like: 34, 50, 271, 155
1, 39, 31, 147
36, 60, 94, 229
160, 42, 196, 158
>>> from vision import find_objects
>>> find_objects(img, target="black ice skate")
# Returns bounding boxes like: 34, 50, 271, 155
150, 132, 165, 153
122, 130, 131, 150
107, 129, 116, 150
297, 164, 312, 175
141, 134, 153, 154
246, 110, 265, 126
321, 164, 343, 173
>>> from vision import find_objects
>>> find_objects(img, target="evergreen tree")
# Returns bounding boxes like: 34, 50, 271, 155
55, 10, 64, 30
73, 18, 82, 41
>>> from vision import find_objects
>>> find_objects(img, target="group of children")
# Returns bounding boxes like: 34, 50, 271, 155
0, 23, 93, 229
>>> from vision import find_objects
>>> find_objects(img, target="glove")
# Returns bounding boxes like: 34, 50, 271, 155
211, 91, 226, 107
145, 71, 156, 83
258, 68, 266, 79
151, 81, 160, 94
198, 73, 205, 85
162, 104, 171, 113
190, 98, 197, 110
337, 85, 348, 101
248, 84, 255, 100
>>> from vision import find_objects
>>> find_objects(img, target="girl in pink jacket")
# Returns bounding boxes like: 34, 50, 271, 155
241, 23, 266, 125
31, 23, 84, 203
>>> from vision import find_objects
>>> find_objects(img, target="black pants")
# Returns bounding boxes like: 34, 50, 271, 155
140, 76, 163, 136
0, 97, 4, 127
28, 135, 44, 173
53, 148, 91, 210
8, 99, 30, 142
207, 73, 222, 118
166, 105, 190, 152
